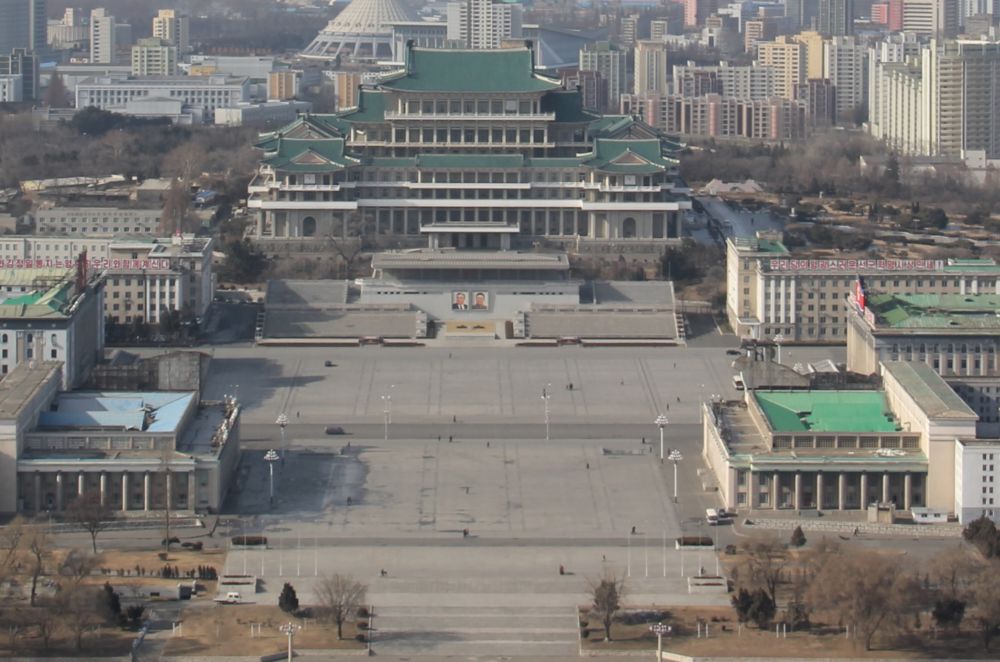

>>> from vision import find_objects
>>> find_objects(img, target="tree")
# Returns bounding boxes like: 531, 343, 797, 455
588, 571, 626, 642
220, 238, 270, 284
747, 589, 776, 628
0, 516, 25, 586
163, 142, 209, 185
735, 537, 787, 603
315, 574, 367, 640
58, 584, 102, 651
327, 212, 378, 279
932, 598, 966, 631
731, 588, 754, 623
963, 516, 1000, 559
969, 569, 1000, 651
65, 492, 115, 554
34, 600, 58, 650
59, 548, 97, 587
789, 526, 807, 548
25, 524, 50, 607
97, 582, 122, 624
278, 582, 299, 614
160, 179, 192, 235
44, 73, 68, 108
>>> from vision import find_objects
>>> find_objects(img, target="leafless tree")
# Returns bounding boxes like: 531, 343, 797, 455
57, 584, 101, 651
65, 493, 116, 554
969, 568, 1000, 651
314, 574, 367, 640
34, 600, 59, 650
735, 536, 787, 603
929, 547, 980, 599
59, 548, 97, 587
587, 571, 626, 642
163, 142, 209, 185
25, 523, 50, 607
0, 516, 26, 588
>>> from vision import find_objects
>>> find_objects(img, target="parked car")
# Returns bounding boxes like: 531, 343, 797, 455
325, 425, 345, 435
725, 349, 742, 356
324, 360, 335, 367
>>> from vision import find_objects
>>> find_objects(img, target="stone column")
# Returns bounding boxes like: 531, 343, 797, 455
860, 472, 868, 507
838, 473, 846, 510
121, 472, 129, 512
55, 472, 64, 511
748, 471, 756, 509
815, 472, 824, 511
904, 473, 912, 510
165, 472, 172, 512
772, 473, 780, 509
793, 472, 802, 511
143, 472, 151, 512
882, 472, 890, 504
33, 473, 41, 513
77, 472, 85, 496
99, 472, 107, 506
187, 472, 196, 512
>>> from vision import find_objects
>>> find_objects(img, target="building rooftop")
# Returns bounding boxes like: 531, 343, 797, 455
753, 390, 900, 433
882, 361, 978, 420
380, 48, 561, 93
868, 292, 1000, 330
0, 274, 82, 320
0, 362, 61, 419
372, 250, 570, 271
38, 392, 195, 433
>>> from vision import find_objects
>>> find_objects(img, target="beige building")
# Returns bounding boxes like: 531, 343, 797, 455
268, 70, 299, 101
793, 30, 826, 79
0, 362, 240, 516
152, 9, 189, 54
633, 40, 668, 95
131, 37, 177, 76
726, 235, 1000, 342
32, 206, 162, 236
0, 235, 214, 325
757, 36, 806, 97
89, 8, 116, 65
902, 0, 959, 36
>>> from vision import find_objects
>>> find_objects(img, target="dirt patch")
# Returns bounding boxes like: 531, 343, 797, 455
163, 604, 366, 657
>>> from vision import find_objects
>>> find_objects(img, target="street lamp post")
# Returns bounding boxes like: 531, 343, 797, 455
541, 383, 551, 441
276, 413, 288, 459
655, 415, 668, 462
279, 622, 301, 662
264, 449, 280, 505
668, 449, 683, 503
649, 623, 672, 660
381, 385, 394, 440
773, 333, 784, 365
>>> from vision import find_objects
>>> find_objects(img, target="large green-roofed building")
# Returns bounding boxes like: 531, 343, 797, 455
753, 390, 900, 433
248, 46, 690, 251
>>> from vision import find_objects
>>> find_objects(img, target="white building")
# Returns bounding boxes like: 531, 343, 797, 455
447, 0, 523, 49
89, 8, 116, 64
672, 61, 780, 99
32, 206, 162, 236
0, 267, 104, 388
131, 37, 177, 76
579, 42, 627, 110
955, 439, 1000, 523
75, 75, 249, 117
187, 55, 274, 80
152, 9, 189, 54
823, 35, 867, 119
634, 40, 669, 95
903, 0, 960, 35
0, 74, 22, 102
214, 100, 312, 127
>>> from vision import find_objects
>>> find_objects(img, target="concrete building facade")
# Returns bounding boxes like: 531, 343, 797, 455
89, 8, 116, 65
130, 37, 177, 77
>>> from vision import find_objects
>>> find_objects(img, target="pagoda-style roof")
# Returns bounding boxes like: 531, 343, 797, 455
579, 139, 679, 174
380, 47, 561, 93
260, 138, 360, 173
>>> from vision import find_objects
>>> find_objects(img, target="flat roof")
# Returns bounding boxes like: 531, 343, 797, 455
882, 361, 977, 419
38, 391, 195, 432
372, 250, 570, 271
869, 292, 1000, 330
753, 390, 900, 433
0, 362, 61, 418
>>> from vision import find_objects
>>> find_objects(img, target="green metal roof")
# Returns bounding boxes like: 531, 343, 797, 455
261, 137, 359, 173
756, 239, 788, 254
381, 48, 561, 93
868, 292, 1000, 330
580, 138, 677, 173
338, 90, 388, 123
754, 390, 900, 433
0, 280, 76, 319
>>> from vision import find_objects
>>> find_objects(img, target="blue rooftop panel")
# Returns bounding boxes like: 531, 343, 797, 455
38, 392, 195, 432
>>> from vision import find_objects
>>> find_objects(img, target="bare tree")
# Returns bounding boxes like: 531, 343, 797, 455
326, 212, 379, 278
929, 547, 980, 599
25, 524, 50, 607
970, 569, 1000, 651
0, 516, 26, 588
163, 142, 209, 185
587, 571, 626, 642
735, 536, 787, 603
57, 584, 101, 651
314, 574, 367, 640
806, 549, 914, 651
65, 493, 115, 554
59, 548, 97, 587
34, 600, 58, 650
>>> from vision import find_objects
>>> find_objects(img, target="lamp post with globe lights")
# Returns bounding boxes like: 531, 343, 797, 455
276, 413, 288, 458
668, 449, 683, 502
279, 622, 301, 662
655, 414, 668, 462
264, 449, 280, 505
773, 333, 784, 364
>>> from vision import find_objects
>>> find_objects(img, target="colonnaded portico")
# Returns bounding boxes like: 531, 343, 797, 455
17, 465, 199, 514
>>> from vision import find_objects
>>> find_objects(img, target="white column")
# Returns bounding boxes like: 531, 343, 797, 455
881, 472, 890, 504
33, 473, 41, 512
154, 277, 162, 323
815, 472, 823, 510
860, 472, 868, 507
838, 472, 846, 510
99, 472, 107, 506
768, 281, 776, 325
904, 472, 912, 510
789, 277, 796, 324
779, 278, 787, 324
187, 472, 196, 511
144, 277, 152, 323
143, 472, 151, 512
793, 472, 802, 511
165, 472, 172, 511
772, 473, 780, 509
121, 472, 129, 512
77, 472, 85, 496
56, 472, 64, 511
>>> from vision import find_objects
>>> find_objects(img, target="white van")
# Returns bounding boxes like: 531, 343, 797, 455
224, 591, 241, 603
705, 508, 720, 525
732, 375, 745, 391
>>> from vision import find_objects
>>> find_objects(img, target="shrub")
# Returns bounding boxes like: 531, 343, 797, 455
231, 535, 267, 546
278, 583, 299, 614
790, 526, 807, 548
963, 516, 1000, 558
357, 606, 370, 618
580, 628, 589, 639
932, 598, 966, 629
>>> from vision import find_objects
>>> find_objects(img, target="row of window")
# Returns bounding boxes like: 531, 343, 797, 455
286, 172, 661, 186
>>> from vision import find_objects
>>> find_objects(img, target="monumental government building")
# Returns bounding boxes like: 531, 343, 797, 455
248, 46, 691, 249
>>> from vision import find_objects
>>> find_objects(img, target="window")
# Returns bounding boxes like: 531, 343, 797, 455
50, 349, 57, 359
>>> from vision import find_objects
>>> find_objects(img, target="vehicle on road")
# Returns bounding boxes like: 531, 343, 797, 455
706, 508, 720, 525
732, 375, 745, 390
325, 425, 345, 435
218, 591, 241, 604
725, 349, 741, 356
324, 360, 335, 367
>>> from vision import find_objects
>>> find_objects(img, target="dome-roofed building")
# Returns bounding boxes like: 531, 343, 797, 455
301, 0, 416, 61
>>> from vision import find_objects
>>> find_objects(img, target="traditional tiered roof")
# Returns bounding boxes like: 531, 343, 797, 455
380, 48, 562, 93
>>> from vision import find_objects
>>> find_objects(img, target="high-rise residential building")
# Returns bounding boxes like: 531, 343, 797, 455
744, 18, 779, 52
131, 37, 177, 76
333, 70, 362, 110
786, 0, 822, 29
673, 62, 780, 99
867, 32, 921, 144
447, 0, 523, 49
823, 35, 867, 119
757, 36, 807, 97
888, 0, 905, 28
792, 30, 826, 79
634, 40, 668, 95
795, 77, 837, 124
579, 41, 626, 110
152, 9, 190, 54
685, 0, 720, 26
620, 14, 640, 45
0, 47, 37, 99
0, 0, 46, 54
819, 0, 855, 34
650, 19, 672, 40
48, 6, 88, 49
90, 8, 117, 64
902, 0, 960, 35
268, 71, 300, 101
871, 2, 890, 22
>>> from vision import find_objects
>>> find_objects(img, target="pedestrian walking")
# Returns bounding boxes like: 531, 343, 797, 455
453, 415, 457, 423
449, 435, 453, 443
586, 462, 590, 470
486, 441, 490, 447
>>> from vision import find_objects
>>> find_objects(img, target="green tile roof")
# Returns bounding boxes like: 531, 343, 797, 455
381, 48, 561, 93
868, 292, 1000, 330
754, 390, 900, 433
0, 280, 76, 319
542, 90, 599, 123
580, 138, 678, 173
338, 90, 388, 123
756, 239, 788, 254
416, 153, 525, 169
261, 137, 359, 173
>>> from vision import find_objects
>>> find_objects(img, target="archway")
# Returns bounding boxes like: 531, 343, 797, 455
302, 216, 317, 237
622, 217, 637, 238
